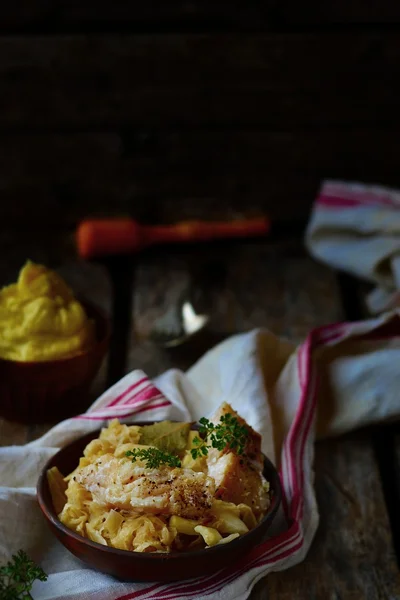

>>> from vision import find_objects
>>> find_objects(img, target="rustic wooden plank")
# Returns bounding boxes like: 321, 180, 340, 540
127, 240, 343, 376
1, 0, 399, 30
1, 34, 400, 129
389, 430, 400, 559
0, 128, 312, 227
251, 434, 400, 599
0, 1, 277, 31
0, 232, 112, 428
3, 129, 400, 228
282, 0, 400, 25
4, 129, 400, 175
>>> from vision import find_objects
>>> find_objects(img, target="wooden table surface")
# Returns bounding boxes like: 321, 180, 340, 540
1, 233, 400, 599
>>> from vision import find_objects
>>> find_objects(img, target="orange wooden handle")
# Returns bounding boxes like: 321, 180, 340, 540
142, 218, 270, 245
77, 217, 270, 259
77, 219, 142, 260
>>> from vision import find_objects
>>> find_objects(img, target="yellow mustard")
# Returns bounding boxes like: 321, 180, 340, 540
0, 261, 95, 362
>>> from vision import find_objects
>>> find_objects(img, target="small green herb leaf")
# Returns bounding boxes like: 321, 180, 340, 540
126, 447, 181, 469
190, 414, 249, 460
0, 550, 47, 599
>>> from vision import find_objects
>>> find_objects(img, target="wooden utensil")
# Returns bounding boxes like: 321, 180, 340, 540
77, 217, 270, 259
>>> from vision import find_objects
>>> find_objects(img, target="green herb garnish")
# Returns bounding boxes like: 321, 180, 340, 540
190, 413, 249, 460
0, 550, 47, 600
126, 447, 181, 469
126, 414, 249, 468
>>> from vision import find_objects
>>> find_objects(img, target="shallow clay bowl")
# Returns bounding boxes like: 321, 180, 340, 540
37, 425, 282, 582
0, 300, 110, 424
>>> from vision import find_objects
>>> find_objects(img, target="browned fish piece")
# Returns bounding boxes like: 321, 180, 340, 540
206, 403, 268, 517
75, 454, 215, 520
207, 452, 269, 517
208, 402, 263, 466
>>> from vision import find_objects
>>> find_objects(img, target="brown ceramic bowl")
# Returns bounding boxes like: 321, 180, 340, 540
37, 425, 282, 582
0, 300, 110, 424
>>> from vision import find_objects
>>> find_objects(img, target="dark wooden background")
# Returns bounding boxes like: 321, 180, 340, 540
1, 0, 400, 235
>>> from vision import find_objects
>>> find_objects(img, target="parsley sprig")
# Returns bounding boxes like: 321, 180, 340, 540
126, 414, 249, 469
126, 447, 181, 469
0, 550, 47, 600
190, 414, 249, 460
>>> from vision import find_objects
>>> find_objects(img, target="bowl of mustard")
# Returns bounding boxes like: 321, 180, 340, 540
0, 261, 110, 424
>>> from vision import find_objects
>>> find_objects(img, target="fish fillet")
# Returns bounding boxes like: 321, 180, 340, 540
75, 454, 215, 519
206, 403, 268, 516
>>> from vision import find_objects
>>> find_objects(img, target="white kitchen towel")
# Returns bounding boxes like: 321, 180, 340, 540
305, 179, 400, 313
1, 310, 400, 600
